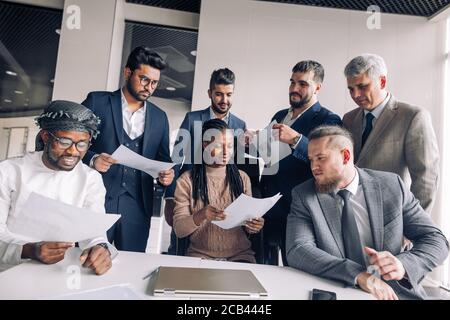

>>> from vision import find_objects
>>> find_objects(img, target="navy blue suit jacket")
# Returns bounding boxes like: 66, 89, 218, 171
82, 89, 171, 218
260, 102, 342, 219
167, 107, 247, 197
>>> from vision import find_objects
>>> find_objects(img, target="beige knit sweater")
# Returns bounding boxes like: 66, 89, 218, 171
173, 166, 255, 263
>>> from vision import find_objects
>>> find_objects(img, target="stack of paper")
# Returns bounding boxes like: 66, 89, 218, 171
8, 193, 120, 242
111, 144, 176, 178
212, 193, 282, 230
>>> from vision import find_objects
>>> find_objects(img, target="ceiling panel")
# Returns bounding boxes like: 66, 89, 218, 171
0, 1, 62, 117
126, 0, 450, 17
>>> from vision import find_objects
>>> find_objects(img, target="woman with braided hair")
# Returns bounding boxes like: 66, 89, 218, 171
173, 119, 264, 263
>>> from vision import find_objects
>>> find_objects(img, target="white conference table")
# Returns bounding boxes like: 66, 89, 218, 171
0, 248, 372, 300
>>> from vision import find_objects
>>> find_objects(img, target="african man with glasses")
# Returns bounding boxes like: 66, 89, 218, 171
0, 100, 116, 274
81, 46, 174, 253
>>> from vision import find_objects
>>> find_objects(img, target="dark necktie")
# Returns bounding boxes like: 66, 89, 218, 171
338, 189, 365, 266
361, 113, 374, 148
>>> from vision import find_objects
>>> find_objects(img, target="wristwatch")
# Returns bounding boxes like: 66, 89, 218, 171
290, 134, 301, 148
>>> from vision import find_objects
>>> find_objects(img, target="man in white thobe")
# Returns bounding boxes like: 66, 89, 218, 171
0, 100, 117, 274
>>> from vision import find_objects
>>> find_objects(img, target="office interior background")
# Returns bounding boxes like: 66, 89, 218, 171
0, 0, 449, 285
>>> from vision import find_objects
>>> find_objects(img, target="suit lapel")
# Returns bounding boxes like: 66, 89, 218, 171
358, 168, 384, 251
110, 90, 123, 144
274, 109, 288, 123
358, 97, 397, 162
317, 192, 345, 257
290, 102, 321, 135
349, 109, 364, 161
201, 107, 211, 123
142, 101, 154, 155
228, 113, 238, 129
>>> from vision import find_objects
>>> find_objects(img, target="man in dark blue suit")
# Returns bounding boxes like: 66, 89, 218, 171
81, 46, 174, 252
165, 68, 261, 254
260, 60, 342, 265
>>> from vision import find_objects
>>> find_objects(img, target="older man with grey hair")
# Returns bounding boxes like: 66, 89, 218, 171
0, 100, 116, 274
286, 124, 448, 300
342, 53, 439, 213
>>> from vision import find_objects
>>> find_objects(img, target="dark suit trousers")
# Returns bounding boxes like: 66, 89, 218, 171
107, 192, 150, 252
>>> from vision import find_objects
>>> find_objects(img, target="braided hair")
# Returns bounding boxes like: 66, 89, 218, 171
192, 119, 244, 206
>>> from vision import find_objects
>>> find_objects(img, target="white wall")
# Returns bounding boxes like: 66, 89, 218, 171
194, 0, 447, 225
150, 97, 191, 149
193, 0, 446, 132
52, 0, 124, 102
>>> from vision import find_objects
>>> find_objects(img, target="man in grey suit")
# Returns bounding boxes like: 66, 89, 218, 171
286, 125, 448, 300
342, 53, 439, 213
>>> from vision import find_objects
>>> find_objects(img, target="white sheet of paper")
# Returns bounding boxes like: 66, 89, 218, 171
8, 193, 120, 242
111, 144, 175, 178
49, 284, 144, 300
252, 120, 291, 166
212, 193, 282, 230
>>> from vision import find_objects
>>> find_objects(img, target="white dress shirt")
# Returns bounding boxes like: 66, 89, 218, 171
209, 106, 230, 124
121, 89, 146, 139
281, 105, 312, 148
0, 151, 117, 271
335, 168, 374, 267
282, 105, 312, 127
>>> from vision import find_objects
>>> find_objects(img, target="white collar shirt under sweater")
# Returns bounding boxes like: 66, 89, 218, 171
0, 151, 117, 271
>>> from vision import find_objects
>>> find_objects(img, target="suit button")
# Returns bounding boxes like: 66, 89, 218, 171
133, 169, 137, 173
124, 168, 127, 172
122, 182, 126, 187
135, 143, 139, 147
125, 143, 129, 147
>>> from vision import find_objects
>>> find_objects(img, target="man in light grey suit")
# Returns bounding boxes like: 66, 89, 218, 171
342, 54, 439, 213
286, 125, 448, 300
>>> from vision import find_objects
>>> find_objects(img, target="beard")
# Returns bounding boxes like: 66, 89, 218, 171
44, 143, 80, 171
126, 80, 150, 102
314, 177, 340, 194
211, 99, 231, 115
289, 93, 312, 109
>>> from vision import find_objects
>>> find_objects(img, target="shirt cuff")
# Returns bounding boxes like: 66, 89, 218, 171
290, 134, 302, 149
89, 154, 100, 168
78, 237, 118, 260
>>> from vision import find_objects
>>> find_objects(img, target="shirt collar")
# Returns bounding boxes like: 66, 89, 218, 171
286, 103, 315, 122
334, 167, 359, 197
364, 92, 390, 119
121, 89, 146, 114
209, 106, 230, 124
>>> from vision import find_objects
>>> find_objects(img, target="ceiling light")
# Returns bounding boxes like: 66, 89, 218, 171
4, 99, 12, 103
14, 90, 23, 95
190, 50, 197, 56
166, 87, 176, 91
6, 70, 17, 76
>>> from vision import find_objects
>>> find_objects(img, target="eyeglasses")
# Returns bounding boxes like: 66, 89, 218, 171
48, 131, 91, 152
138, 75, 159, 88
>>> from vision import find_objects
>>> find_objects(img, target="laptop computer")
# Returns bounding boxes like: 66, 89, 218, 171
150, 266, 268, 298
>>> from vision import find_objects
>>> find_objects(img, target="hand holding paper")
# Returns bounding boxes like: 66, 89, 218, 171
111, 144, 175, 178
212, 193, 282, 230
250, 120, 292, 166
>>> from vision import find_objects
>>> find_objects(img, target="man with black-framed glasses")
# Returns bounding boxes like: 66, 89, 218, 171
0, 100, 116, 275
81, 46, 174, 253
